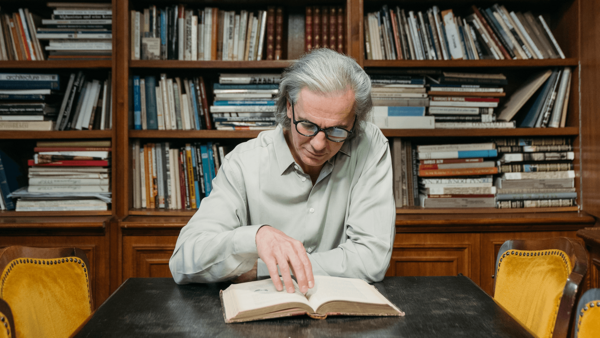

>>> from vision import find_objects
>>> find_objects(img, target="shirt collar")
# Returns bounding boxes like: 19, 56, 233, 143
274, 125, 353, 175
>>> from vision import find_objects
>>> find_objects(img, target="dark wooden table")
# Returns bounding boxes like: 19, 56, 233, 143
74, 276, 533, 338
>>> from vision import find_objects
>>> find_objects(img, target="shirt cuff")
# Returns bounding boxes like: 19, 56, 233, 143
232, 224, 267, 255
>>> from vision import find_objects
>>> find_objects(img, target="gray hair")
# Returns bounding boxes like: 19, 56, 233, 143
275, 49, 372, 140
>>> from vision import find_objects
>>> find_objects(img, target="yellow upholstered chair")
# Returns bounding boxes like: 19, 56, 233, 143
0, 298, 15, 338
493, 237, 587, 338
575, 289, 600, 338
0, 246, 93, 338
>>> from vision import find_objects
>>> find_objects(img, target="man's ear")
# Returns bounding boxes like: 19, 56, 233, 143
286, 100, 292, 119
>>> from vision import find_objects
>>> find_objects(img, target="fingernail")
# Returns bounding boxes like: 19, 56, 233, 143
309, 281, 314, 288
301, 287, 307, 293
288, 287, 295, 293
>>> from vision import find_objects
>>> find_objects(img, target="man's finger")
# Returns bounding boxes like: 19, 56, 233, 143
292, 240, 314, 289
275, 252, 295, 293
263, 257, 283, 291
287, 249, 308, 293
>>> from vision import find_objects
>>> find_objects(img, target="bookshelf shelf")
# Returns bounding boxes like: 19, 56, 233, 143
129, 130, 262, 139
0, 130, 113, 140
381, 127, 580, 137
363, 59, 579, 68
130, 60, 294, 69
128, 209, 196, 216
396, 207, 580, 214
0, 60, 112, 69
0, 215, 111, 229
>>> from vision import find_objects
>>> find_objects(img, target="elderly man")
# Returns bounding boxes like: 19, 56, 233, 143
169, 48, 395, 294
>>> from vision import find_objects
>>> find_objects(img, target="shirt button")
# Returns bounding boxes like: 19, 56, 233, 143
301, 177, 306, 182
309, 208, 315, 213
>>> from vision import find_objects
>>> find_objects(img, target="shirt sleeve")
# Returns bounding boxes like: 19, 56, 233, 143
306, 134, 396, 283
169, 154, 263, 284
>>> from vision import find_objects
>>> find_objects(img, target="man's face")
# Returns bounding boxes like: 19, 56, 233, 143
285, 87, 356, 171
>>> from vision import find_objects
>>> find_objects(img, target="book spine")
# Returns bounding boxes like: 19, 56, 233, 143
133, 76, 141, 130
266, 7, 275, 60
337, 6, 344, 53
191, 144, 201, 207
200, 145, 212, 196
198, 77, 212, 129
274, 8, 283, 59
472, 6, 510, 59
419, 167, 498, 177
312, 7, 320, 49
498, 163, 573, 173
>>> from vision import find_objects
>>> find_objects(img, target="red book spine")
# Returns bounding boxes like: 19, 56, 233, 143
471, 6, 510, 60
275, 7, 283, 60
305, 7, 312, 51
14, 14, 31, 60
28, 159, 109, 166
428, 194, 495, 198
266, 7, 275, 60
336, 6, 344, 53
420, 158, 484, 165
312, 7, 320, 49
389, 9, 402, 60
329, 7, 336, 50
198, 76, 213, 130
34, 147, 112, 152
419, 167, 499, 177
321, 7, 328, 51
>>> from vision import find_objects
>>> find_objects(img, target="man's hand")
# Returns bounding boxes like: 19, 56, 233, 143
256, 226, 314, 293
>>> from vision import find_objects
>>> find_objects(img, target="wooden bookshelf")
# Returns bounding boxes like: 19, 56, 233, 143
0, 60, 112, 69
130, 60, 294, 69
363, 59, 579, 68
0, 130, 113, 140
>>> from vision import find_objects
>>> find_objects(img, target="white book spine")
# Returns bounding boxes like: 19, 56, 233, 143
538, 15, 565, 59
372, 116, 435, 129
442, 11, 462, 60
178, 16, 184, 60
408, 12, 424, 60
248, 17, 258, 61
222, 12, 230, 61
135, 12, 141, 60
28, 185, 110, 193
418, 143, 495, 152
191, 15, 198, 61
435, 122, 516, 129
510, 12, 543, 59
140, 147, 146, 208
232, 14, 240, 60
238, 11, 248, 61
181, 93, 190, 130
38, 151, 109, 157
503, 171, 575, 180
432, 7, 449, 60
167, 79, 177, 129
256, 11, 267, 61
160, 77, 171, 130
549, 67, 571, 128
210, 106, 277, 113
204, 8, 212, 61
155, 86, 165, 130
29, 178, 109, 185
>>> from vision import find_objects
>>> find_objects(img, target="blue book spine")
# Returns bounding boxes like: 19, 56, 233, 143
519, 71, 557, 128
213, 83, 280, 90
145, 76, 158, 130
160, 10, 167, 56
496, 192, 577, 201
213, 100, 276, 106
0, 156, 15, 210
207, 142, 216, 185
190, 145, 201, 207
189, 81, 201, 130
456, 149, 498, 158
381, 106, 426, 116
133, 76, 142, 130
200, 145, 212, 196
0, 94, 45, 100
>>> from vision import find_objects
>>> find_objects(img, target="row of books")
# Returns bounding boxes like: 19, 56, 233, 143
392, 137, 576, 208
0, 3, 112, 61
369, 68, 571, 129
131, 141, 226, 210
365, 4, 565, 61
1, 140, 112, 211
131, 5, 283, 61
305, 6, 345, 53
132, 74, 211, 130
0, 72, 112, 131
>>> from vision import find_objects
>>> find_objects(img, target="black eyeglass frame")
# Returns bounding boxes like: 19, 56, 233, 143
290, 101, 356, 143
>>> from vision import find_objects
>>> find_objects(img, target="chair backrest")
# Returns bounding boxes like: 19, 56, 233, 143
0, 298, 15, 338
493, 237, 587, 338
0, 246, 93, 338
575, 289, 600, 338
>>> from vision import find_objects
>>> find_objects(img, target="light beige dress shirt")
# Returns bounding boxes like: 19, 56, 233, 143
169, 122, 395, 284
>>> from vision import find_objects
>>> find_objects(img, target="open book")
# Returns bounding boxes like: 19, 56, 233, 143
220, 276, 404, 323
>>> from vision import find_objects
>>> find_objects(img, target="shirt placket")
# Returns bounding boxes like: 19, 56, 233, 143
301, 161, 333, 253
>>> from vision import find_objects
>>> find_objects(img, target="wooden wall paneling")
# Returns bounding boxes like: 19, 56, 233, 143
122, 230, 179, 281
580, 0, 600, 218
552, 0, 580, 60
0, 229, 110, 309
480, 231, 579, 296
386, 233, 480, 284
577, 228, 600, 290
116, 0, 130, 218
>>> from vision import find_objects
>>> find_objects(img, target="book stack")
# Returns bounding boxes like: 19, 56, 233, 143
369, 74, 434, 129
40, 2, 112, 60
9, 140, 111, 212
494, 137, 576, 209
210, 73, 280, 131
132, 74, 211, 130
364, 5, 565, 61
304, 6, 345, 53
497, 68, 571, 128
0, 8, 44, 60
0, 73, 60, 131
416, 142, 499, 208
428, 72, 514, 129
132, 5, 284, 61
131, 141, 227, 210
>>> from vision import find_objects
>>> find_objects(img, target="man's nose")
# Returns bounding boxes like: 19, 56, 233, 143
310, 131, 328, 151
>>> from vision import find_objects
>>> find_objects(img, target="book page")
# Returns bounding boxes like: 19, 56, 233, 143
306, 276, 389, 310
229, 278, 312, 313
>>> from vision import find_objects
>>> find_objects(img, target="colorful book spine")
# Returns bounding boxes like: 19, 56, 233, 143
133, 75, 142, 130
419, 167, 498, 177
418, 149, 498, 159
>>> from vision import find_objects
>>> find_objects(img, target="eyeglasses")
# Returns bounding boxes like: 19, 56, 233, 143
291, 101, 356, 143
